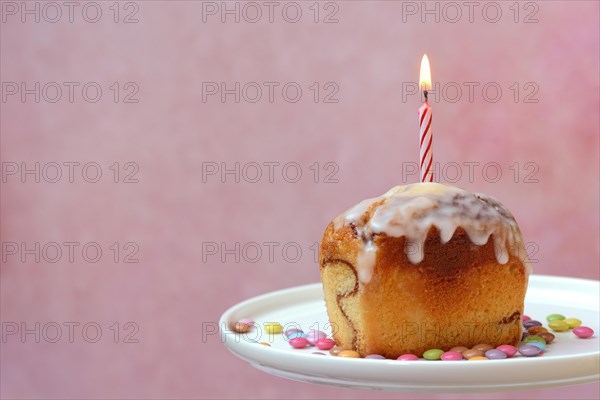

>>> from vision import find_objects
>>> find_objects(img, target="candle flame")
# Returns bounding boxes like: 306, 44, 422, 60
419, 54, 432, 92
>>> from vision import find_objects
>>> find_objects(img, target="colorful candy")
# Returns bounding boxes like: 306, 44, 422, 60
315, 338, 335, 350
523, 320, 543, 330
423, 349, 444, 360
538, 332, 555, 344
233, 322, 251, 333
472, 343, 494, 352
306, 329, 327, 345
287, 332, 307, 340
233, 318, 254, 333
524, 335, 547, 345
284, 328, 303, 338
338, 350, 361, 358
546, 314, 565, 322
440, 351, 463, 361
527, 341, 547, 352
518, 344, 541, 357
485, 349, 508, 359
527, 326, 548, 335
462, 349, 485, 359
548, 320, 569, 332
397, 354, 419, 361
289, 337, 309, 349
564, 318, 582, 329
264, 322, 283, 334
496, 345, 517, 357
249, 316, 593, 362
573, 326, 594, 339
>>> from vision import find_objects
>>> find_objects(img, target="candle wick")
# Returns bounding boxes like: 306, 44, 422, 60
423, 90, 428, 102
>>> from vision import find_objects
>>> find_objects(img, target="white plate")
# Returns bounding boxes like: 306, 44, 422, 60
220, 275, 600, 392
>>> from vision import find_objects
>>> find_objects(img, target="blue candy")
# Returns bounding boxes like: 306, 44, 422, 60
527, 341, 547, 352
287, 332, 307, 340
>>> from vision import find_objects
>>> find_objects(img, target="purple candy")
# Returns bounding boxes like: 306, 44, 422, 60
365, 354, 386, 359
496, 345, 517, 358
485, 349, 508, 359
518, 344, 541, 357
523, 320, 542, 329
306, 330, 327, 345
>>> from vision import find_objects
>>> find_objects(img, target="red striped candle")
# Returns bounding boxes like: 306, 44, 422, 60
419, 100, 433, 182
419, 54, 433, 183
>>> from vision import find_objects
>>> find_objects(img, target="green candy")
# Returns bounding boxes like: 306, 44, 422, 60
548, 320, 569, 332
546, 314, 565, 322
423, 348, 444, 360
523, 335, 547, 345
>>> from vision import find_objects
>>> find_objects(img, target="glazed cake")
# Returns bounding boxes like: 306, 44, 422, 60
319, 183, 530, 358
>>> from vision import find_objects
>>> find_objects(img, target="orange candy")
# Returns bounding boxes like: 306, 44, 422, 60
338, 350, 361, 358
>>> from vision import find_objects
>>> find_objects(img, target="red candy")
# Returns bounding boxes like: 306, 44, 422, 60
522, 315, 531, 323
289, 337, 309, 349
573, 326, 594, 339
315, 338, 335, 350
496, 344, 517, 357
397, 354, 419, 361
440, 351, 463, 361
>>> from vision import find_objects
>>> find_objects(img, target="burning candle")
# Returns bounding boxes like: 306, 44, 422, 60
419, 54, 433, 183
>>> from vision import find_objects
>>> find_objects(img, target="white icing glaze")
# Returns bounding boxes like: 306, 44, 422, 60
333, 182, 531, 284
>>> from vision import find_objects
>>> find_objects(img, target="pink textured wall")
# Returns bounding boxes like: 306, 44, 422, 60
1, 1, 599, 399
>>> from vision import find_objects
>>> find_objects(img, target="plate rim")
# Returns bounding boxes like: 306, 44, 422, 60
219, 274, 600, 392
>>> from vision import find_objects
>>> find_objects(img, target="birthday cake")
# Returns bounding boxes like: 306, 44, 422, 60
319, 182, 530, 358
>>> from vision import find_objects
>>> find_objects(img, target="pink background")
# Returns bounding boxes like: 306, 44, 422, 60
1, 1, 599, 399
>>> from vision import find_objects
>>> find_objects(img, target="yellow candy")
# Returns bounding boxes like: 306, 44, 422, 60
469, 356, 488, 361
264, 322, 282, 334
563, 318, 582, 329
338, 350, 361, 358
548, 320, 570, 332
258, 342, 271, 346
